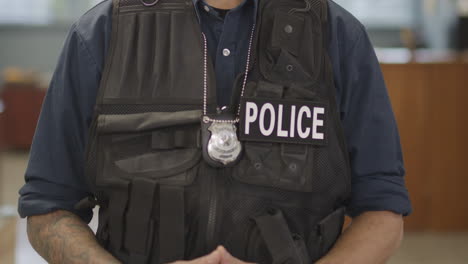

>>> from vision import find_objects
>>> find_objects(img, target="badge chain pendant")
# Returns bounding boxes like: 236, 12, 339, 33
201, 25, 256, 166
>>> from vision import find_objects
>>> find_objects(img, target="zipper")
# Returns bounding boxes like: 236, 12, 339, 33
205, 168, 221, 250
245, 223, 257, 259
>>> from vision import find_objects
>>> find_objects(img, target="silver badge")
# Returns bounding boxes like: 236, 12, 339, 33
207, 122, 242, 165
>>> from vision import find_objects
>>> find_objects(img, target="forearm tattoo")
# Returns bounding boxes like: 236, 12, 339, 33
27, 210, 120, 264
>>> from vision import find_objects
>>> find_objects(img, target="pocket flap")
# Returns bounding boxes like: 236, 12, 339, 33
98, 110, 202, 134
96, 110, 202, 186
271, 10, 305, 56
270, 49, 312, 83
114, 149, 200, 176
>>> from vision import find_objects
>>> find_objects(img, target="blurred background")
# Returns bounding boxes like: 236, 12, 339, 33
0, 0, 467, 263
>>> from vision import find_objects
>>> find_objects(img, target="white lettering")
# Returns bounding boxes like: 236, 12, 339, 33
276, 104, 288, 137
290, 105, 296, 138
244, 102, 258, 135
312, 107, 325, 140
259, 103, 275, 136
297, 106, 311, 139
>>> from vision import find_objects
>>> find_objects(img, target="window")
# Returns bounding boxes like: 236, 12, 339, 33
0, 0, 103, 25
334, 0, 417, 28
0, 0, 53, 25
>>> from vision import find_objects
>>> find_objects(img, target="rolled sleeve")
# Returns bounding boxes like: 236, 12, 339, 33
328, 4, 412, 217
18, 22, 102, 223
347, 175, 411, 217
19, 180, 93, 223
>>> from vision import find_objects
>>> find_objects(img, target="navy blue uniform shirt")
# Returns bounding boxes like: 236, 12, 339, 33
18, 0, 412, 223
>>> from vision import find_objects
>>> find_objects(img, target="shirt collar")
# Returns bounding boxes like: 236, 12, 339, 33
191, 0, 258, 22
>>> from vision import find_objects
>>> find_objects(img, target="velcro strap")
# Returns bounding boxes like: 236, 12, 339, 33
152, 127, 200, 149
256, 80, 284, 98
159, 185, 185, 263
124, 179, 157, 262
253, 209, 302, 264
281, 144, 308, 156
108, 187, 129, 252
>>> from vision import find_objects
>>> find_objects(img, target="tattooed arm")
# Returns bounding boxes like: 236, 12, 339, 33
27, 210, 121, 264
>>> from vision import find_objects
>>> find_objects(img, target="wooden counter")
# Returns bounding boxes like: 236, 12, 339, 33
381, 63, 468, 231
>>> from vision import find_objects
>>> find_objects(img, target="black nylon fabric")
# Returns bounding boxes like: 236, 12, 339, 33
84, 0, 351, 263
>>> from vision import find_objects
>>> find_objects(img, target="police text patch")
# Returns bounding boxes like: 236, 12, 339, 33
239, 97, 328, 145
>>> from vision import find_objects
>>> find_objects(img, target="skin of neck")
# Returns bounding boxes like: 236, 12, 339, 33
204, 0, 243, 9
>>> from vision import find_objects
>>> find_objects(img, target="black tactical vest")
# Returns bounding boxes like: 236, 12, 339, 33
84, 0, 351, 263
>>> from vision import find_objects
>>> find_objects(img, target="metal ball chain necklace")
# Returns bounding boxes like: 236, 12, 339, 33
201, 24, 256, 124
200, 24, 256, 166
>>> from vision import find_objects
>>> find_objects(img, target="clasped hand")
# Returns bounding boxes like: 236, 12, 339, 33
170, 246, 255, 264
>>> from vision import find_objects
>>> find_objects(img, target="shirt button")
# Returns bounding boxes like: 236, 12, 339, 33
222, 48, 231, 56
204, 5, 210, 12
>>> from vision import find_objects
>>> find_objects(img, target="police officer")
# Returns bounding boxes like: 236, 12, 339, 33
19, 0, 411, 263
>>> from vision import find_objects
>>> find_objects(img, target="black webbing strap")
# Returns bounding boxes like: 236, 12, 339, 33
159, 185, 185, 263
108, 187, 129, 252
253, 209, 301, 264
125, 178, 157, 264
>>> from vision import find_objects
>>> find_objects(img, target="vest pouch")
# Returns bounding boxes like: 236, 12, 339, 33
95, 110, 202, 187
307, 207, 345, 262
244, 222, 271, 264
94, 110, 202, 263
244, 208, 311, 264
235, 80, 321, 192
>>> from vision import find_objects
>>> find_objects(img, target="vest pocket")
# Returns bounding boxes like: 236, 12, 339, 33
244, 223, 271, 263
95, 110, 202, 187
307, 207, 345, 262
244, 208, 311, 264
258, 5, 322, 86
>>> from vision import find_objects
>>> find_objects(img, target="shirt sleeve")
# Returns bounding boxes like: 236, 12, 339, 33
339, 28, 412, 217
17, 24, 101, 223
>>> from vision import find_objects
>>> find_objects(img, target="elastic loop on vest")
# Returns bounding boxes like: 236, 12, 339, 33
140, 0, 159, 7
108, 188, 130, 252
152, 126, 200, 149
125, 179, 158, 264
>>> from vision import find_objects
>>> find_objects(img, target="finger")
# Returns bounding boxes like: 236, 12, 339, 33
217, 246, 255, 264
168, 249, 222, 264
192, 249, 222, 264
217, 246, 233, 264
